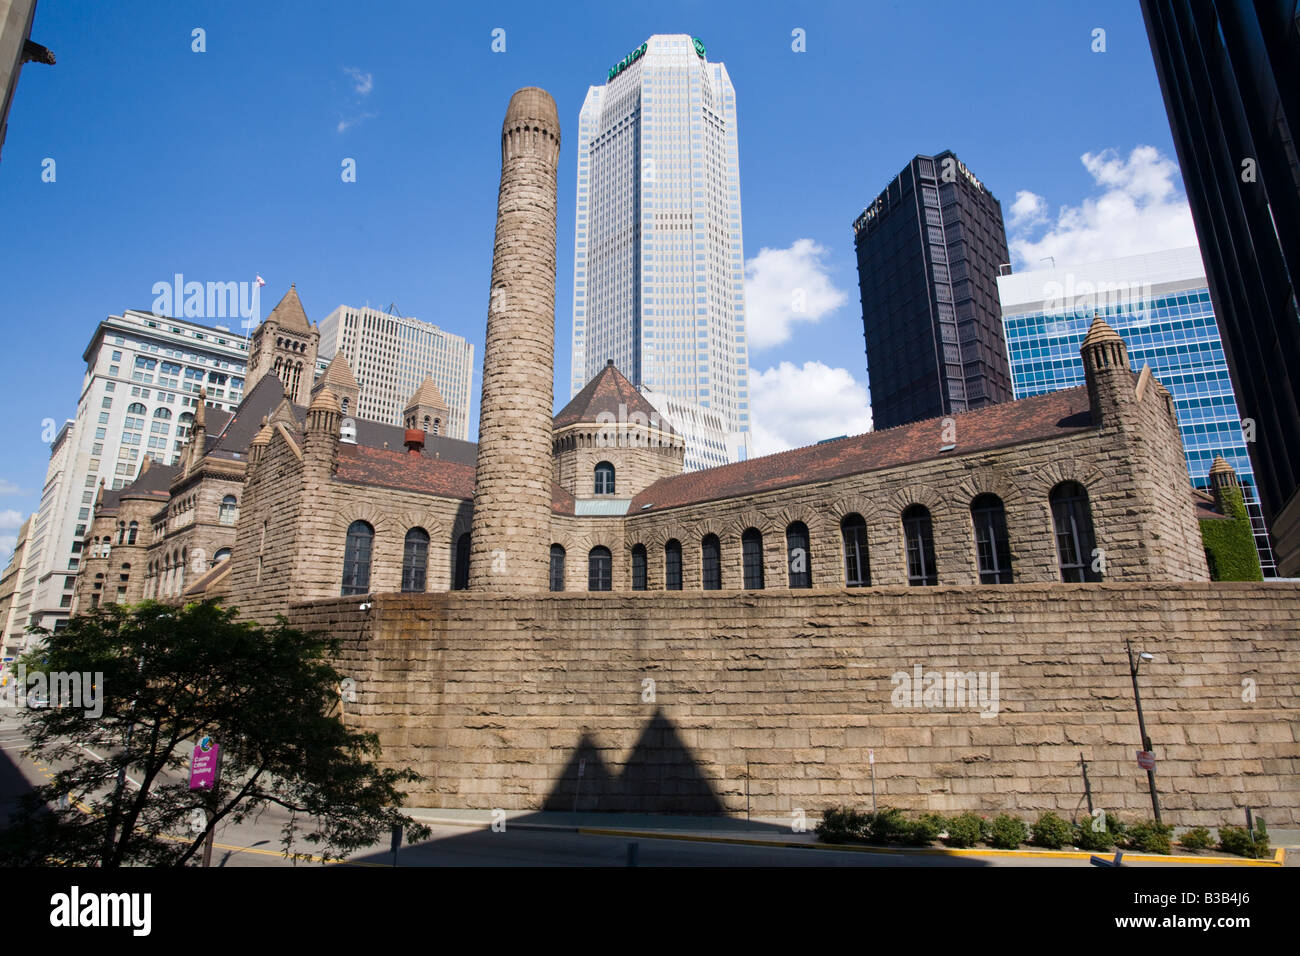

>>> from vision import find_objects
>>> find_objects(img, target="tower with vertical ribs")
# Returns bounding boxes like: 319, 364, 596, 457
469, 88, 561, 590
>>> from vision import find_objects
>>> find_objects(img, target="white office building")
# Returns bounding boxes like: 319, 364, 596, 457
318, 306, 474, 440
571, 34, 750, 469
21, 310, 249, 632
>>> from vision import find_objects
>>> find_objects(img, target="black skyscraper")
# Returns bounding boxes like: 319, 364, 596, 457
852, 151, 1013, 431
1141, 0, 1300, 575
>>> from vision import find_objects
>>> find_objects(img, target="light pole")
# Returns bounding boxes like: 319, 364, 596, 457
1126, 641, 1161, 825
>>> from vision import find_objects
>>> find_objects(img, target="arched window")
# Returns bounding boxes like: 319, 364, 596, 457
631, 544, 647, 591
401, 528, 429, 592
549, 544, 566, 592
452, 533, 471, 590
219, 495, 238, 526
422, 415, 430, 432
742, 528, 765, 589
126, 402, 146, 415
340, 397, 349, 416
701, 534, 721, 590
432, 418, 441, 436
588, 546, 612, 591
971, 494, 1013, 583
1050, 482, 1101, 582
341, 520, 373, 595
841, 514, 870, 587
213, 548, 231, 563
903, 505, 938, 586
664, 539, 683, 591
116, 521, 126, 545
594, 461, 616, 495
786, 522, 811, 588
153, 407, 171, 419
127, 521, 138, 545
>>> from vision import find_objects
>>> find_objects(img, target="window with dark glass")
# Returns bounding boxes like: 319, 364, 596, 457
631, 544, 647, 590
588, 546, 612, 591
402, 527, 429, 592
1050, 482, 1101, 582
453, 533, 470, 590
549, 544, 566, 591
971, 494, 1013, 583
741, 528, 764, 589
664, 539, 682, 590
594, 461, 616, 495
701, 534, 721, 590
786, 522, 811, 588
841, 514, 870, 587
902, 506, 938, 585
127, 521, 139, 545
341, 520, 373, 595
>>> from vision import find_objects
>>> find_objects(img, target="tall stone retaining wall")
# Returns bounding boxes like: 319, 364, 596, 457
285, 582, 1300, 826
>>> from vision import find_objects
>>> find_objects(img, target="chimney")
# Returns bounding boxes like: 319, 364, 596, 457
404, 429, 425, 455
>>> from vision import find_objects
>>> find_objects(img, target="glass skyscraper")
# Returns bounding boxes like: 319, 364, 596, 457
998, 246, 1276, 575
570, 34, 749, 468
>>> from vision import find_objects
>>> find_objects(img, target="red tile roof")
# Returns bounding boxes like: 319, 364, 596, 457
334, 444, 576, 514
629, 386, 1096, 513
553, 361, 676, 434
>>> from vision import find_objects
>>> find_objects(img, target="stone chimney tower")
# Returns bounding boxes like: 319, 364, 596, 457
469, 87, 561, 591
1080, 313, 1133, 428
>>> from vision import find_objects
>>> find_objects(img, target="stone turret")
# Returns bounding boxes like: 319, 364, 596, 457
311, 352, 361, 419
1080, 313, 1133, 428
247, 285, 320, 405
403, 377, 450, 435
1209, 455, 1242, 510
184, 388, 208, 477
469, 87, 561, 591
248, 417, 273, 466
303, 385, 340, 474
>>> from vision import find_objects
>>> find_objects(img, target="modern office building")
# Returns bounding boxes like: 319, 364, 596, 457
852, 150, 1013, 431
999, 246, 1276, 575
0, 515, 31, 655
1140, 0, 1300, 576
570, 34, 750, 467
639, 384, 731, 472
19, 310, 250, 634
318, 305, 474, 440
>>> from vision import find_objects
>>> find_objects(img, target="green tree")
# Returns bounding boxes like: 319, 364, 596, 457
0, 600, 429, 866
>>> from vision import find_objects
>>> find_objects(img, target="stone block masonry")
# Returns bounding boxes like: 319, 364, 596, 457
288, 581, 1300, 826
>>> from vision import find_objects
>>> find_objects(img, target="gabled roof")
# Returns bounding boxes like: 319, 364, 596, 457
554, 361, 675, 434
264, 284, 312, 334
119, 462, 180, 500
629, 386, 1096, 514
318, 353, 359, 392
405, 376, 447, 411
335, 444, 476, 499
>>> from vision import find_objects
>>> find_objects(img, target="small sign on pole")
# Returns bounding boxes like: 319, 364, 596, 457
1136, 750, 1156, 771
189, 736, 221, 790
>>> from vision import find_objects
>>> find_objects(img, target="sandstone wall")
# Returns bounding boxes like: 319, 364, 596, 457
289, 582, 1300, 826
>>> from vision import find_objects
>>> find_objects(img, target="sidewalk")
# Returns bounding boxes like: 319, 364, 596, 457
405, 808, 1290, 865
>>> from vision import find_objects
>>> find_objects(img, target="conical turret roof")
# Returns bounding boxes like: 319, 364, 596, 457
266, 284, 312, 333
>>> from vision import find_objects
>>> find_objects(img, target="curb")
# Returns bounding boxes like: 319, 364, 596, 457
408, 815, 1286, 865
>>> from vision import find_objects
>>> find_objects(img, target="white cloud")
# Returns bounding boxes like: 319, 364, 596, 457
0, 509, 24, 530
1009, 146, 1198, 269
742, 239, 848, 350
1008, 190, 1048, 229
343, 67, 373, 96
748, 361, 872, 457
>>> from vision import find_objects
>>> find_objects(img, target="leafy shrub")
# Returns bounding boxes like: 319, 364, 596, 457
1125, 820, 1174, 855
1031, 811, 1072, 849
1218, 824, 1270, 859
865, 807, 907, 844
1073, 811, 1123, 851
919, 812, 949, 838
1179, 826, 1213, 852
988, 814, 1028, 849
899, 815, 941, 846
816, 806, 867, 844
944, 812, 985, 848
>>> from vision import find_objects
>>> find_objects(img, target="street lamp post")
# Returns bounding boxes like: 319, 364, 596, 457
1126, 640, 1162, 824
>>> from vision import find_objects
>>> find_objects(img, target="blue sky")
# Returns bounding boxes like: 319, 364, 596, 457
0, 0, 1197, 556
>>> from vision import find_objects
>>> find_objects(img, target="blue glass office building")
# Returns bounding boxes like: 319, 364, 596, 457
998, 247, 1275, 575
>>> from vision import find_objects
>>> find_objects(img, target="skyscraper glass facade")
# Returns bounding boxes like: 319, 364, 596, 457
571, 34, 749, 468
999, 248, 1276, 575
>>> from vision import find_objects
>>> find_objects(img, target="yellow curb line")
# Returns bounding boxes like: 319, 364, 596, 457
573, 827, 1284, 866
155, 832, 386, 867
